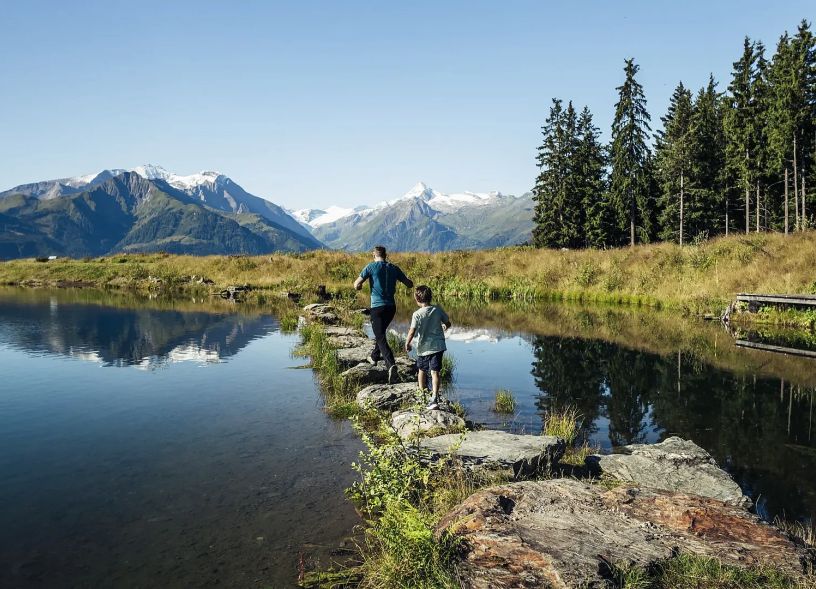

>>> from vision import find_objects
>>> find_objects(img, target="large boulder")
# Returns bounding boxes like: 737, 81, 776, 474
419, 430, 565, 478
356, 383, 422, 411
587, 436, 751, 508
340, 356, 417, 386
437, 479, 813, 589
391, 408, 465, 440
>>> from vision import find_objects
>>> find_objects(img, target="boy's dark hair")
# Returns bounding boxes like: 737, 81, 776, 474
414, 285, 432, 304
373, 245, 387, 259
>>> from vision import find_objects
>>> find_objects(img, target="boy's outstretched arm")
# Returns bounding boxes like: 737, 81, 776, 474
405, 327, 416, 352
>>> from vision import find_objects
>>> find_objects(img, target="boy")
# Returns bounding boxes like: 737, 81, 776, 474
404, 285, 451, 409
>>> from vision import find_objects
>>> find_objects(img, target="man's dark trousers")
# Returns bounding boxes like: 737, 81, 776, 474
370, 305, 396, 368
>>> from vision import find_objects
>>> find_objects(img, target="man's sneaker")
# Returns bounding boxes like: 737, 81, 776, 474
387, 365, 398, 384
366, 355, 377, 366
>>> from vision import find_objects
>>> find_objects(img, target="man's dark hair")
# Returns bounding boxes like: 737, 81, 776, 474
373, 245, 387, 259
414, 285, 432, 304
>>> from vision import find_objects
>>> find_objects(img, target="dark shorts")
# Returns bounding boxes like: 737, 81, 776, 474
416, 351, 444, 372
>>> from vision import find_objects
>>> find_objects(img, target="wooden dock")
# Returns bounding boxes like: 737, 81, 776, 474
735, 339, 816, 359
736, 293, 816, 308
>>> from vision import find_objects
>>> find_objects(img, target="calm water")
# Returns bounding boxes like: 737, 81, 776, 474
2, 289, 816, 588
0, 289, 361, 589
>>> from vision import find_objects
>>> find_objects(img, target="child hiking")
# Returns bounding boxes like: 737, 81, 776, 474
404, 285, 451, 409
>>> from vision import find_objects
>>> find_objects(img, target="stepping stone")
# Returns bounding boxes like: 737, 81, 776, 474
356, 383, 422, 411
391, 408, 465, 440
419, 430, 566, 478
340, 356, 417, 386
587, 436, 751, 507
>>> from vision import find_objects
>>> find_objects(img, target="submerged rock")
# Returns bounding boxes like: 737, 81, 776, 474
322, 326, 364, 338
340, 357, 417, 386
587, 436, 751, 508
419, 430, 565, 478
436, 479, 812, 589
391, 408, 465, 440
356, 383, 421, 411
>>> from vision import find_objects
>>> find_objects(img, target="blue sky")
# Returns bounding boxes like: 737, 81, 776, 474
1, 1, 813, 209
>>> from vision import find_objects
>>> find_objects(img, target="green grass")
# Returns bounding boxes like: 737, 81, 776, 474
543, 405, 581, 445
7, 230, 816, 317
615, 553, 815, 589
493, 389, 516, 414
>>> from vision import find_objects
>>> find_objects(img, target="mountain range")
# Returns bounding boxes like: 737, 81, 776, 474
0, 167, 533, 258
292, 182, 533, 251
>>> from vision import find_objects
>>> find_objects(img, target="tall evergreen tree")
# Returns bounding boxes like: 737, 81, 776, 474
656, 82, 694, 243
575, 107, 612, 248
724, 37, 759, 235
532, 100, 581, 248
609, 59, 653, 246
687, 76, 727, 239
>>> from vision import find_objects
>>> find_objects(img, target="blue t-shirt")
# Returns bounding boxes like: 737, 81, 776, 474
359, 261, 409, 308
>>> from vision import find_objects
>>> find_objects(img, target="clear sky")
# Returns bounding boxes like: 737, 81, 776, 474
1, 1, 813, 209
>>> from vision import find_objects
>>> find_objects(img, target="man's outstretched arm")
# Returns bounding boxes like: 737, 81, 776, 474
353, 276, 365, 290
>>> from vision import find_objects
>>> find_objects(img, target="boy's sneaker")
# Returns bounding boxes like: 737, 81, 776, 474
387, 365, 398, 384
426, 400, 439, 410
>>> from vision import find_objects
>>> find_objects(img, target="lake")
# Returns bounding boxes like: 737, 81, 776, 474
1, 288, 815, 587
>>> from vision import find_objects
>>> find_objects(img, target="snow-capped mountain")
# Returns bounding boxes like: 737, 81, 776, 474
296, 182, 534, 252
292, 182, 512, 230
0, 166, 323, 258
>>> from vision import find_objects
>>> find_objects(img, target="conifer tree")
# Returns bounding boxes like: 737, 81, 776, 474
576, 107, 612, 248
687, 76, 726, 239
609, 59, 653, 246
532, 100, 581, 248
656, 82, 694, 243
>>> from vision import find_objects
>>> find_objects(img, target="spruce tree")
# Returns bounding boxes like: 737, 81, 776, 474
576, 107, 612, 248
655, 82, 694, 243
687, 76, 726, 240
610, 59, 653, 246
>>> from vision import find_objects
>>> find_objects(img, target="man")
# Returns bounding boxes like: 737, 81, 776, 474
353, 245, 413, 384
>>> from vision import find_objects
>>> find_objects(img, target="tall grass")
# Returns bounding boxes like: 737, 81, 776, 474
493, 389, 516, 414
6, 231, 816, 316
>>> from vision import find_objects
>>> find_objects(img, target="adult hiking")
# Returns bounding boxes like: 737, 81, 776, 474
353, 245, 413, 384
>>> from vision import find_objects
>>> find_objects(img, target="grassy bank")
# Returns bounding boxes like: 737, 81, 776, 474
2, 231, 816, 315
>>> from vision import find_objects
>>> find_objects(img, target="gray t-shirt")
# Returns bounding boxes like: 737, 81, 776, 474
410, 305, 450, 356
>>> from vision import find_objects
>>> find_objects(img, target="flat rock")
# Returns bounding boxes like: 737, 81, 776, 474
419, 430, 565, 478
588, 436, 751, 508
336, 345, 373, 367
356, 383, 422, 411
437, 479, 813, 589
302, 303, 339, 325
391, 408, 465, 440
340, 356, 417, 386
323, 325, 364, 337
327, 335, 371, 350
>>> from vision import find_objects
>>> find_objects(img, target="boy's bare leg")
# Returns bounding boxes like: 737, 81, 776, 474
430, 370, 441, 400
418, 369, 427, 393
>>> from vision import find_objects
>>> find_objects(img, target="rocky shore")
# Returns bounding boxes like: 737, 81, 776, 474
300, 303, 815, 588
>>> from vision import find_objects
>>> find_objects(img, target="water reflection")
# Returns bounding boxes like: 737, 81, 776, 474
0, 292, 278, 367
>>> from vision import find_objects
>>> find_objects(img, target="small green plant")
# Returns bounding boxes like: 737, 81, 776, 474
278, 310, 299, 333
440, 353, 456, 383
493, 389, 516, 414
387, 330, 406, 354
543, 405, 581, 445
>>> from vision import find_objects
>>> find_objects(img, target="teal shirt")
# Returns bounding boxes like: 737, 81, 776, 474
410, 305, 450, 356
359, 261, 409, 308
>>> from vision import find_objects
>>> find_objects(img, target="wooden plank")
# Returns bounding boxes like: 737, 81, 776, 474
735, 339, 816, 359
736, 293, 816, 307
